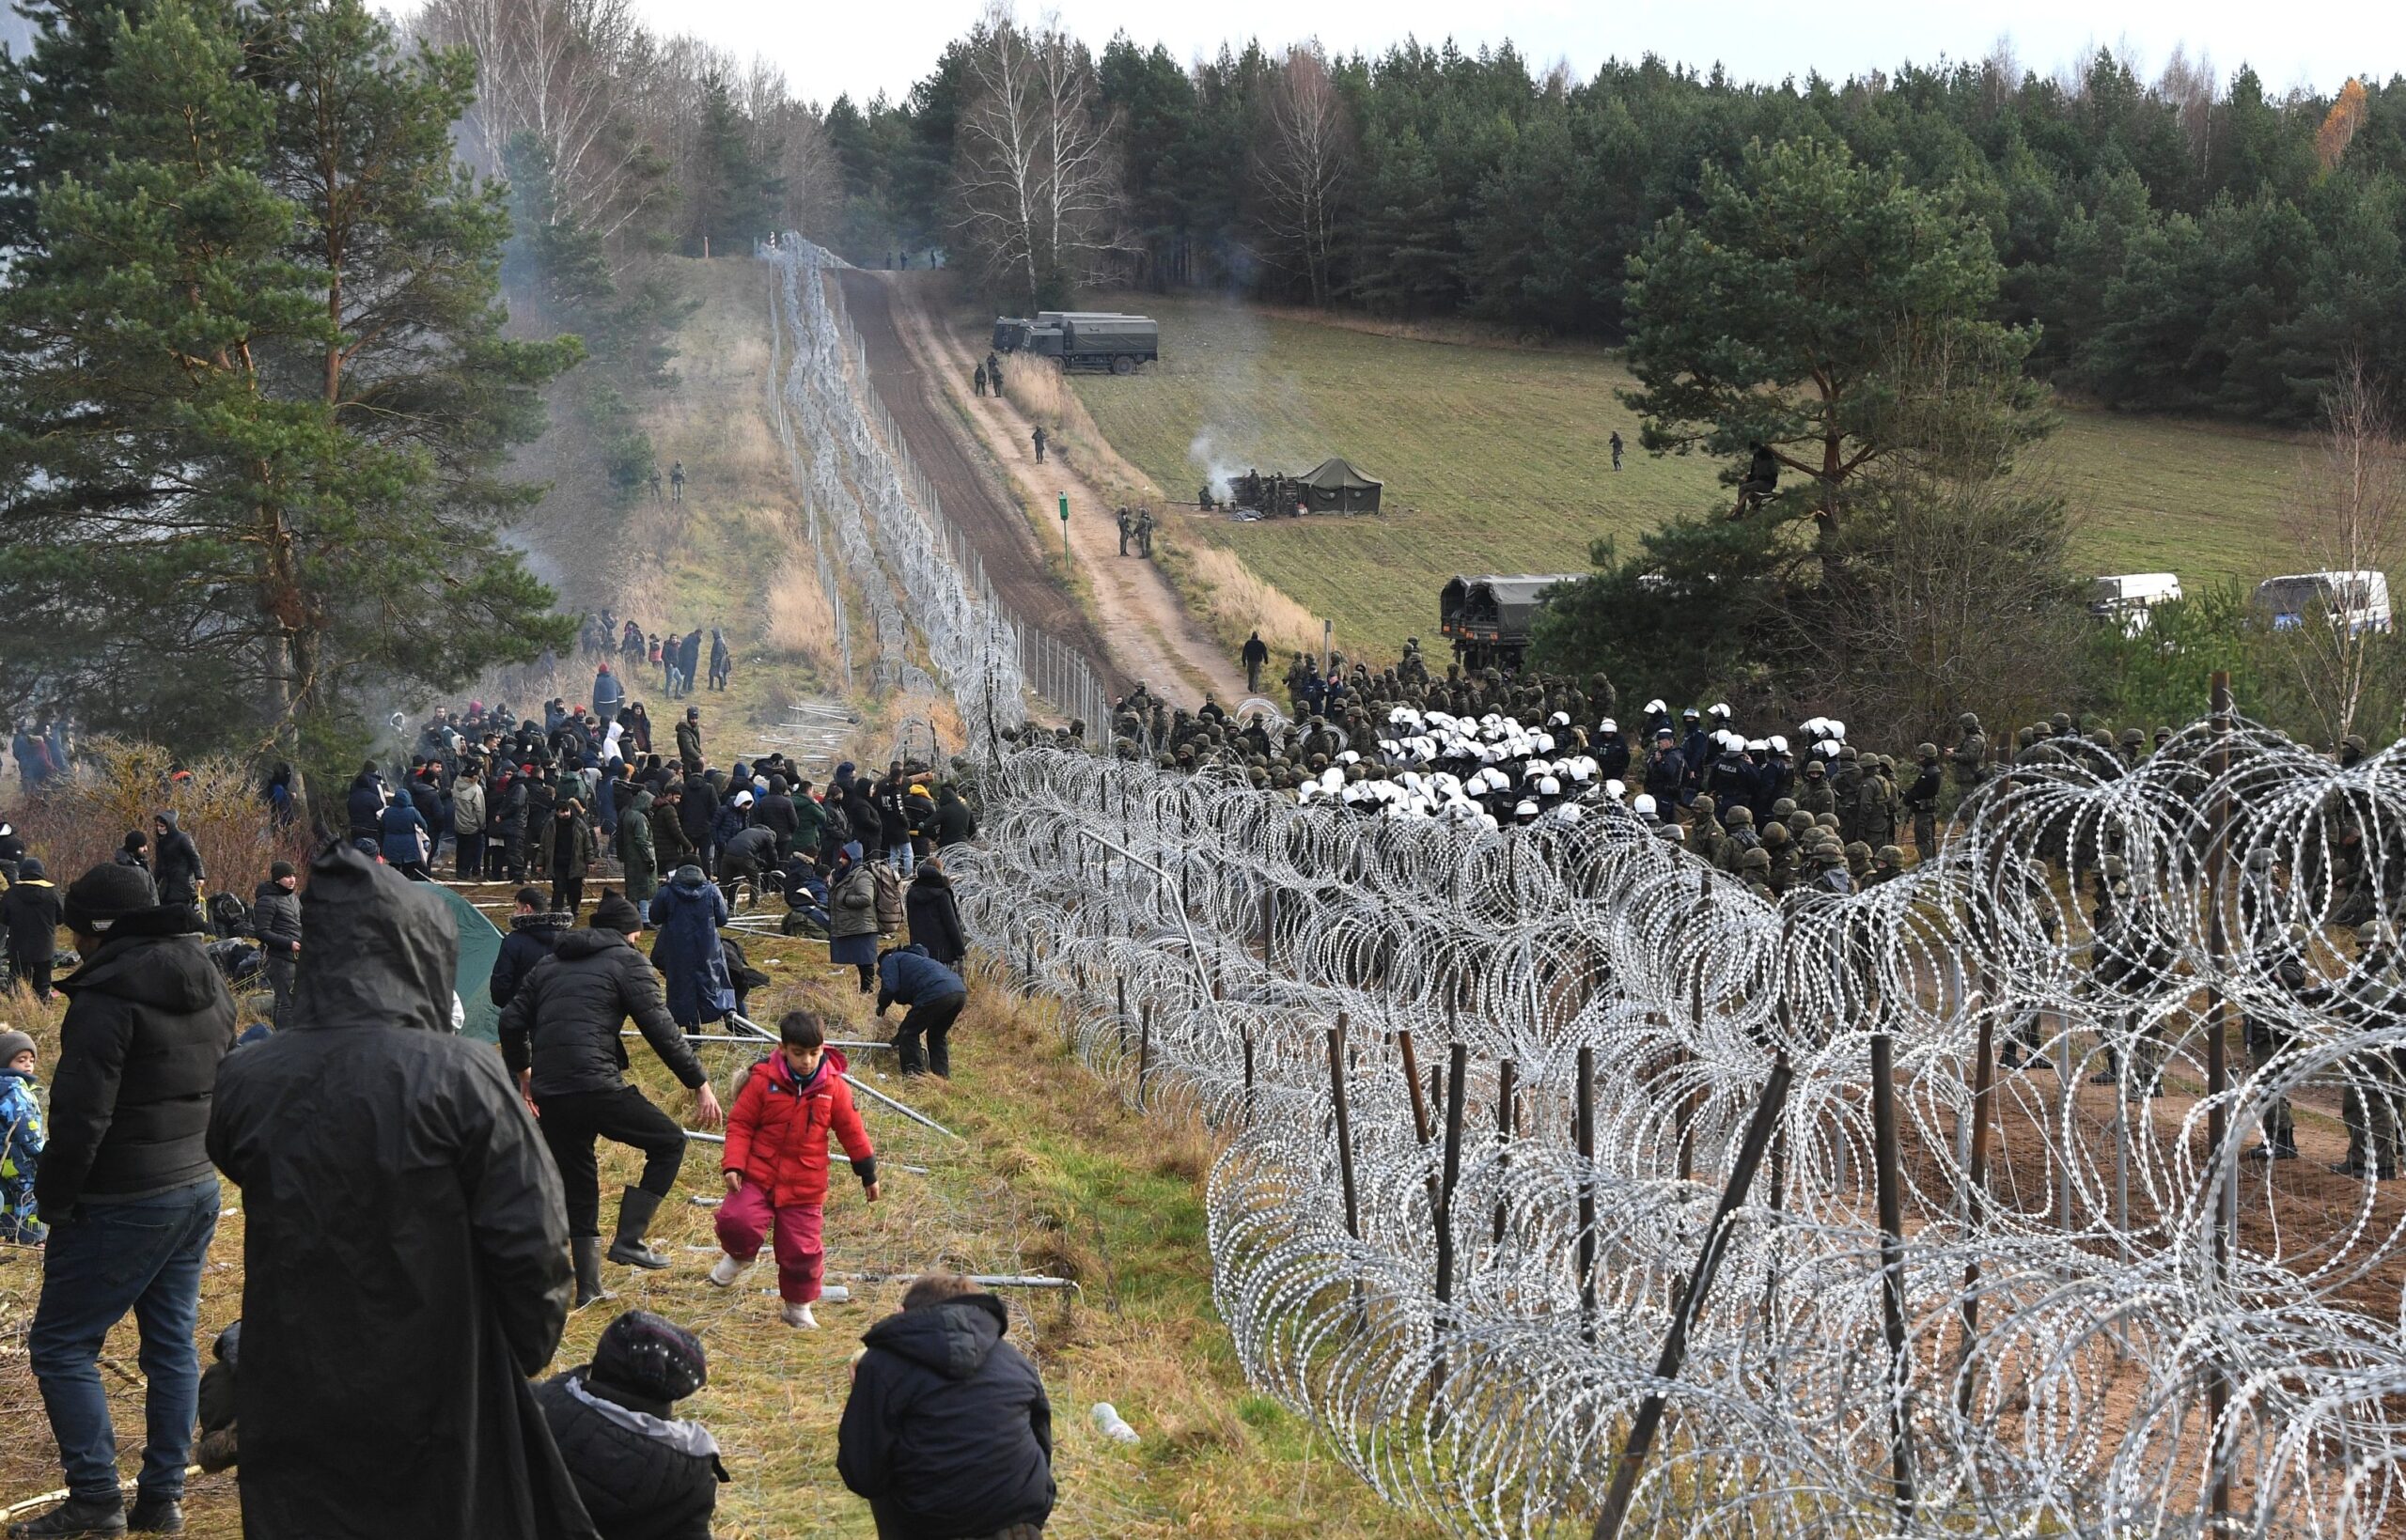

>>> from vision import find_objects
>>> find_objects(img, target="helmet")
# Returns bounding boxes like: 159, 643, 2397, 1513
1960, 712, 1981, 729
1693, 795, 1716, 816
1876, 845, 1903, 866
1916, 742, 1938, 759
1725, 804, 1752, 826
1741, 847, 1771, 870
1762, 822, 1789, 847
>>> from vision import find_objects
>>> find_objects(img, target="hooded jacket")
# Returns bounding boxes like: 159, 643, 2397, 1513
39, 904, 235, 1212
875, 946, 965, 1012
721, 1048, 873, 1207
648, 872, 732, 1030
499, 927, 706, 1099
836, 1294, 1054, 1540
931, 788, 976, 848
903, 868, 967, 967
208, 842, 597, 1540
380, 800, 431, 867
534, 1367, 722, 1540
152, 810, 206, 907
0, 873, 61, 958
827, 858, 880, 941
617, 789, 661, 901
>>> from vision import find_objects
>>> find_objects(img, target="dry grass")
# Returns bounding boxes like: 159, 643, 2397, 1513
765, 559, 843, 677
0, 900, 1435, 1540
9, 737, 305, 901
1155, 537, 1324, 664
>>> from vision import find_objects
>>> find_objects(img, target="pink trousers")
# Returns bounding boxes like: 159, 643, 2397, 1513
715, 1185, 826, 1303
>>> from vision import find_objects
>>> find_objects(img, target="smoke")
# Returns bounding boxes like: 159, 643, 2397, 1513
1188, 428, 1252, 499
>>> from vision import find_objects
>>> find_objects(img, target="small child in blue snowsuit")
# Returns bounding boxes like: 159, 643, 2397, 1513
1, 1028, 45, 1244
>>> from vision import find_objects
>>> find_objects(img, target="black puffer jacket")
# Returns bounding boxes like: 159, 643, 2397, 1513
903, 868, 967, 967
250, 881, 302, 957
836, 1294, 1054, 1540
498, 927, 706, 1099
41, 905, 236, 1212
152, 814, 206, 910
491, 910, 571, 1007
208, 841, 595, 1540
535, 1369, 725, 1540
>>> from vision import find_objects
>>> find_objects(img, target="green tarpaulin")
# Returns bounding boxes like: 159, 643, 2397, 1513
433, 884, 506, 1043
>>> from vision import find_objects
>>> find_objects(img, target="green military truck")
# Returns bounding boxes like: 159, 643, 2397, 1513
992, 311, 1159, 373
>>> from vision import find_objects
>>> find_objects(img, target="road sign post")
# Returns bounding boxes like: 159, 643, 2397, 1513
1058, 493, 1070, 557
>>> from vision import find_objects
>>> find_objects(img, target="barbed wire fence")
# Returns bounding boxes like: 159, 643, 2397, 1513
758, 234, 2406, 1535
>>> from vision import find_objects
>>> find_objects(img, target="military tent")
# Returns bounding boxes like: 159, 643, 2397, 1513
1297, 457, 1383, 513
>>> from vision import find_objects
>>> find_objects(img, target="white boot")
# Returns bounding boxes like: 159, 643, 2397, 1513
781, 1301, 819, 1330
707, 1252, 755, 1289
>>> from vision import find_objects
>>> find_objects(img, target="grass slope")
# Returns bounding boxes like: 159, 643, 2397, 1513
1068, 292, 2313, 660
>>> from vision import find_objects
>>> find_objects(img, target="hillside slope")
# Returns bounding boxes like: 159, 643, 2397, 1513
1069, 292, 2314, 659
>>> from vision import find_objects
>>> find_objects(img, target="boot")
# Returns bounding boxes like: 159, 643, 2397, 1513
571, 1237, 612, 1307
707, 1251, 755, 1289
781, 1301, 819, 1330
606, 1187, 671, 1269
7, 1494, 126, 1538
124, 1498, 180, 1535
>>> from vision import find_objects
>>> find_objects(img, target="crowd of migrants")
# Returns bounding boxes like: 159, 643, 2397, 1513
1043, 639, 2295, 900
0, 671, 1053, 1540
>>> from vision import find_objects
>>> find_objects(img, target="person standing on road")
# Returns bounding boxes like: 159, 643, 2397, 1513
208, 842, 598, 1540
973, 363, 988, 397
1135, 508, 1153, 558
1117, 506, 1132, 555
16, 863, 234, 1540
985, 350, 1002, 387
1242, 631, 1269, 694
500, 892, 723, 1305
1030, 425, 1046, 464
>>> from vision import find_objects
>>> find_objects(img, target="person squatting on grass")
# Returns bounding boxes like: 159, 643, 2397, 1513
709, 1011, 879, 1329
535, 1310, 728, 1540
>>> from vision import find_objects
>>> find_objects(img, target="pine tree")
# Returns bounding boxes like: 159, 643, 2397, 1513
0, 0, 574, 773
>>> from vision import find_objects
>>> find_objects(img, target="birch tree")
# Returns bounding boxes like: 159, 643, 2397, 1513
1250, 41, 1351, 305
952, 6, 1121, 312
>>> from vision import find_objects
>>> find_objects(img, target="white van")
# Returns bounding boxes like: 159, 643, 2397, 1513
2089, 572, 2182, 634
2253, 570, 2395, 634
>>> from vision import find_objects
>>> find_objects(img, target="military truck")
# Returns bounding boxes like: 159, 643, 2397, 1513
1440, 573, 1581, 671
991, 311, 1159, 373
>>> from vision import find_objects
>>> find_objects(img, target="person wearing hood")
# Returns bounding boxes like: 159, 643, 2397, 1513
617, 788, 661, 922
708, 629, 730, 692
17, 863, 234, 1540
1, 856, 61, 1000
931, 783, 976, 848
208, 842, 599, 1540
501, 891, 722, 1303
827, 844, 882, 992
875, 944, 967, 1079
718, 823, 779, 910
535, 1311, 726, 1540
379, 790, 432, 880
709, 1011, 878, 1329
250, 861, 303, 1031
0, 817, 22, 885
837, 1273, 1054, 1540
591, 662, 625, 723
344, 761, 386, 850
151, 809, 206, 913
903, 857, 967, 969
650, 865, 734, 1030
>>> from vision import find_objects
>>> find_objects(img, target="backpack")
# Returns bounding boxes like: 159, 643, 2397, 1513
869, 862, 904, 934
207, 890, 251, 940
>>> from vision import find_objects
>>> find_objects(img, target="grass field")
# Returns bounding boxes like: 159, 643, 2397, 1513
1068, 291, 2316, 660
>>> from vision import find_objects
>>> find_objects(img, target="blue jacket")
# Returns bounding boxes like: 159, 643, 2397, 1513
379, 801, 430, 866
346, 773, 386, 839
0, 1066, 40, 1241
711, 799, 751, 848
876, 945, 965, 1011
648, 874, 731, 1028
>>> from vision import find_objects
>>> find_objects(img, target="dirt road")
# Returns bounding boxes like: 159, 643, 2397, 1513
851, 272, 1246, 709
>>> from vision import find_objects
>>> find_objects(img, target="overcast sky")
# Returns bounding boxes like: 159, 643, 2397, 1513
571, 1, 2388, 108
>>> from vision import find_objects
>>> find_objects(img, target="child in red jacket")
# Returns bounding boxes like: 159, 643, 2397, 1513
710, 1010, 879, 1327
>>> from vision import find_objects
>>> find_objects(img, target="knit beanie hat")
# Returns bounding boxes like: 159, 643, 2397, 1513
590, 889, 641, 935
591, 1310, 708, 1403
63, 862, 158, 935
0, 1030, 35, 1065
270, 861, 295, 881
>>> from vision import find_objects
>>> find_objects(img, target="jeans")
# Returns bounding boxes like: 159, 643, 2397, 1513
536, 1086, 687, 1237
885, 839, 915, 878
263, 952, 296, 1031
30, 1178, 220, 1502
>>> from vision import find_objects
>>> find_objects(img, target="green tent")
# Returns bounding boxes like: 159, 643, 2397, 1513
433, 884, 507, 1043
1297, 457, 1383, 513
